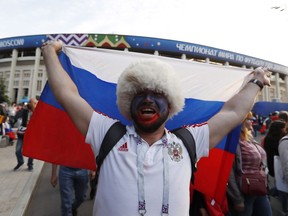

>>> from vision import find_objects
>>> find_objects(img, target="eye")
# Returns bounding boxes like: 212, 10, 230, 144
136, 91, 145, 96
155, 93, 163, 96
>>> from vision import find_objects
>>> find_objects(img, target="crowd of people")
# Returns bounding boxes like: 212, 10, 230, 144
0, 101, 25, 145
1, 99, 94, 215
228, 109, 288, 216
188, 109, 288, 216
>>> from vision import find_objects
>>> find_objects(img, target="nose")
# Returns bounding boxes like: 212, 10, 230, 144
138, 94, 154, 107
143, 93, 154, 102
144, 93, 155, 103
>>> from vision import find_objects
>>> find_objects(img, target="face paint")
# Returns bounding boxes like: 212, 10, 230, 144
131, 91, 169, 133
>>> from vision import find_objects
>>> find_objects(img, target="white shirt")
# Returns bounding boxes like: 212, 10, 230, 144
86, 111, 209, 216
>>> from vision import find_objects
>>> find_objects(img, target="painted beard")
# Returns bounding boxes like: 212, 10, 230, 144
130, 93, 169, 133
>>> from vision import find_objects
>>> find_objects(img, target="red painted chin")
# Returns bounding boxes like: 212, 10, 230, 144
137, 112, 160, 125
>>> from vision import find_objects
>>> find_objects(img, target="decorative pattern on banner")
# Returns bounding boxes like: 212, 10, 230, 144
47, 34, 88, 46
84, 34, 130, 48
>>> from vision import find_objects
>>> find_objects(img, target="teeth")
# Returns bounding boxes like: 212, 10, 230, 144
143, 108, 153, 111
141, 108, 155, 114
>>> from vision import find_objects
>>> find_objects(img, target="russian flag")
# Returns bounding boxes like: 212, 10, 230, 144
23, 46, 251, 203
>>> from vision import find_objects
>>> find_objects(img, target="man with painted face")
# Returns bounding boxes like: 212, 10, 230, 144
130, 90, 169, 133
41, 40, 271, 216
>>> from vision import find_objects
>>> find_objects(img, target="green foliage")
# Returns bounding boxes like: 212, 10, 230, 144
0, 76, 10, 103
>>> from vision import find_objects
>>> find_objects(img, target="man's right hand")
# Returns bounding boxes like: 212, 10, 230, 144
41, 40, 63, 54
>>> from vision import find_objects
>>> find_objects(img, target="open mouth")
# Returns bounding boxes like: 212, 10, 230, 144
141, 108, 156, 115
138, 107, 157, 121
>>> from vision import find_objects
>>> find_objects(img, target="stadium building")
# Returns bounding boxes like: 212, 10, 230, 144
0, 33, 288, 104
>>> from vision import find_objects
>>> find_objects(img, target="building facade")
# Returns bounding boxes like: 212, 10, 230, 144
0, 33, 288, 103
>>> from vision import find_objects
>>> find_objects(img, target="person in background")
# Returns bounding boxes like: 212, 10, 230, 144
260, 111, 279, 134
0, 102, 7, 121
278, 133, 288, 215
279, 111, 288, 125
8, 102, 17, 126
41, 40, 271, 216
13, 99, 38, 171
276, 115, 288, 215
2, 116, 16, 144
227, 111, 272, 216
263, 120, 286, 178
51, 164, 90, 216
0, 103, 7, 139
0, 102, 8, 116
263, 120, 287, 200
13, 103, 26, 128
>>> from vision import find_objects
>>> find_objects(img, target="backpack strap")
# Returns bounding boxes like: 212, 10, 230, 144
95, 123, 197, 184
171, 127, 197, 184
96, 121, 127, 171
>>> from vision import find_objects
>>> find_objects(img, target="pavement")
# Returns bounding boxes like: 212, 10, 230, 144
0, 141, 44, 216
24, 162, 94, 216
0, 134, 285, 216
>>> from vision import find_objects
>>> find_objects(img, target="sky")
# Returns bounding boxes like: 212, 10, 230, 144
1, 0, 288, 66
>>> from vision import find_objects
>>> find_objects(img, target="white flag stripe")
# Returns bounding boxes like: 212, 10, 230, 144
64, 46, 252, 101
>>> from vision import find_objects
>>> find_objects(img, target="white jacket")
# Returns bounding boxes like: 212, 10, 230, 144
278, 136, 288, 184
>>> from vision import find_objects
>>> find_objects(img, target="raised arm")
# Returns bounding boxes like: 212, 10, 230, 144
41, 40, 93, 136
208, 67, 271, 149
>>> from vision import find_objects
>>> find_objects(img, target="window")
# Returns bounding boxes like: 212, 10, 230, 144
36, 80, 42, 91
13, 80, 19, 86
23, 88, 29, 97
23, 70, 30, 78
23, 80, 30, 87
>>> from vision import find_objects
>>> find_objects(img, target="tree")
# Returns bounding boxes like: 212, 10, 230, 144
0, 76, 9, 103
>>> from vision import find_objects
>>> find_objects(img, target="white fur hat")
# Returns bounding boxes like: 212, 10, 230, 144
116, 59, 185, 120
